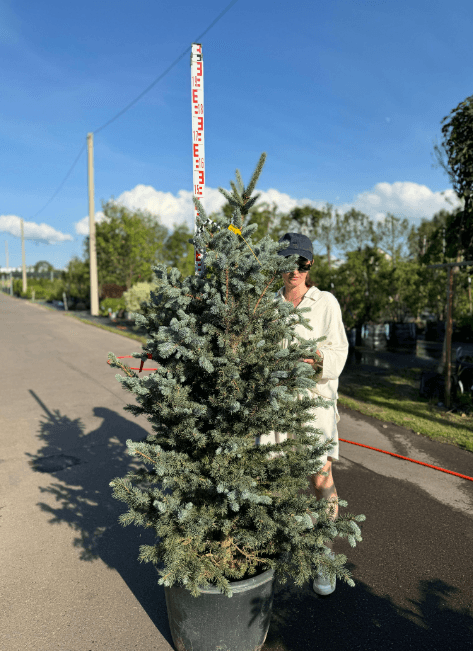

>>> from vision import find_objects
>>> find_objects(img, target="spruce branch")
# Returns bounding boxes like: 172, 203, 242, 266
241, 194, 260, 213
107, 352, 137, 378
235, 169, 244, 194
218, 187, 237, 204
192, 196, 208, 221
253, 274, 278, 314
245, 152, 267, 198
230, 180, 242, 202
134, 450, 158, 464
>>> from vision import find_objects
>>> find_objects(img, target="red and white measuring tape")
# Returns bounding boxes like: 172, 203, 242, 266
191, 43, 205, 276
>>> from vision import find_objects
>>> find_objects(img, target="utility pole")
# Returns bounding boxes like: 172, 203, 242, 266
21, 218, 27, 293
87, 133, 99, 316
428, 260, 473, 409
6, 240, 12, 295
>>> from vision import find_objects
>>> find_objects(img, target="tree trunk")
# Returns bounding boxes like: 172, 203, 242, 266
437, 255, 461, 375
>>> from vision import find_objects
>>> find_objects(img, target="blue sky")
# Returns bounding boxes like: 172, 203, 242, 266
1, 0, 471, 271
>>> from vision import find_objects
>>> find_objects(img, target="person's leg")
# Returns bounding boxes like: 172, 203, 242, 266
313, 457, 338, 521
300, 457, 338, 524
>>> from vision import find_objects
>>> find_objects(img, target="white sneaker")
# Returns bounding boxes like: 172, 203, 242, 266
312, 551, 336, 596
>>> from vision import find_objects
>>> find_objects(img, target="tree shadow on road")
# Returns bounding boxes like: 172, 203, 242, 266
26, 389, 173, 644
27, 389, 473, 651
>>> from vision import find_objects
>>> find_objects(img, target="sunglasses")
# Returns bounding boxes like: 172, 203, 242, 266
284, 257, 311, 273
297, 257, 311, 273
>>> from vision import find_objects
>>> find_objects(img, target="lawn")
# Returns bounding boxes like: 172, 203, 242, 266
339, 366, 473, 452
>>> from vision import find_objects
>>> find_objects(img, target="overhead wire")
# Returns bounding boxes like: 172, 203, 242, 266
27, 0, 240, 220
94, 0, 240, 135
29, 141, 86, 220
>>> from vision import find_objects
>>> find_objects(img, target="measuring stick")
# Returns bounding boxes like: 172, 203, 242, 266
191, 43, 205, 275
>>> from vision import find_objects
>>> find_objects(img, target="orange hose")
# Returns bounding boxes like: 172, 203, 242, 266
339, 438, 473, 482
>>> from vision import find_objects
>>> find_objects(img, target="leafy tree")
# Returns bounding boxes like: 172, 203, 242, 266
284, 205, 324, 242
122, 282, 160, 315
433, 94, 473, 259
307, 255, 333, 293
316, 203, 340, 270
335, 248, 391, 327
408, 209, 450, 264
336, 208, 376, 253
33, 260, 55, 276
82, 201, 168, 293
381, 260, 426, 323
248, 202, 283, 241
162, 222, 195, 278
61, 256, 90, 301
375, 213, 410, 267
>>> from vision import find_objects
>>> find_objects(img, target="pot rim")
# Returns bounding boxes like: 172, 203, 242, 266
164, 566, 275, 595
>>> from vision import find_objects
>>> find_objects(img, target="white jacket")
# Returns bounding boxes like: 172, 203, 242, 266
276, 286, 349, 400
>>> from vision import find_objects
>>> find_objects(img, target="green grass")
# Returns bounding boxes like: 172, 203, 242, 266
339, 367, 473, 452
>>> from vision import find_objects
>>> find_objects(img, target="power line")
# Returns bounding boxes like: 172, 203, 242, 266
30, 141, 86, 220
26, 0, 239, 222
94, 0, 240, 135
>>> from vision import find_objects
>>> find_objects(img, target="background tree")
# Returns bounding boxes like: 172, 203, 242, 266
283, 205, 324, 241
432, 93, 473, 259
375, 213, 410, 267
316, 203, 340, 271
381, 260, 426, 323
335, 248, 391, 328
33, 260, 55, 277
162, 222, 195, 278
82, 201, 168, 295
61, 256, 91, 302
307, 254, 332, 292
336, 208, 376, 254
408, 209, 450, 264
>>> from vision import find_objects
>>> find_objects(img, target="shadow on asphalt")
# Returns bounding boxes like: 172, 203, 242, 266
267, 574, 473, 651
25, 390, 473, 651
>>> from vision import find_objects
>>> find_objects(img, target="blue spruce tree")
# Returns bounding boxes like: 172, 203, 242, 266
108, 153, 365, 597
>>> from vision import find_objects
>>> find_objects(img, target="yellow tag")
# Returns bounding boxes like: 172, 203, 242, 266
227, 224, 261, 265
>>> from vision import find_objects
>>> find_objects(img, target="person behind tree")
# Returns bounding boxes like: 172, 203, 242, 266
256, 232, 349, 596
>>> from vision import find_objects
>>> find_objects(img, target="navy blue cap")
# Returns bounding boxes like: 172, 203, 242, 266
277, 233, 313, 262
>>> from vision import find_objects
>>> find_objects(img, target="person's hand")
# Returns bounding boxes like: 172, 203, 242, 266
302, 358, 315, 367
301, 351, 323, 368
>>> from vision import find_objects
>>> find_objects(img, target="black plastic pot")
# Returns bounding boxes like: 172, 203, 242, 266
164, 567, 275, 651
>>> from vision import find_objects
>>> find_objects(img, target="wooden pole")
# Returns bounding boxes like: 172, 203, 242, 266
445, 267, 454, 409
87, 133, 99, 316
21, 218, 27, 293
468, 276, 472, 315
428, 261, 473, 408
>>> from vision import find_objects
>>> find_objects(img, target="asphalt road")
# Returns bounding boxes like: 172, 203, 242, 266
1, 292, 472, 651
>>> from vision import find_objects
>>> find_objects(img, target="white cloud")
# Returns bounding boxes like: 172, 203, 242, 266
336, 182, 463, 223
0, 214, 73, 244
75, 211, 106, 236
74, 181, 463, 236
74, 185, 327, 235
